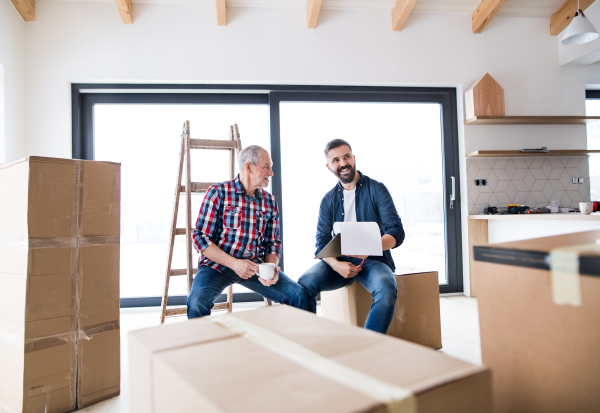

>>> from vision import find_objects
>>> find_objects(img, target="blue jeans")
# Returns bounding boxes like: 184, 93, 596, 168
187, 265, 309, 318
298, 258, 397, 334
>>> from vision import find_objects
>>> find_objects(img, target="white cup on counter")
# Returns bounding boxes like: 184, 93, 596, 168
579, 202, 593, 215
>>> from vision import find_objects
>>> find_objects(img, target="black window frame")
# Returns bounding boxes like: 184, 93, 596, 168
72, 83, 462, 307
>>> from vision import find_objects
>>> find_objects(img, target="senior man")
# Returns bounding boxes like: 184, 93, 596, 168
298, 139, 405, 334
187, 145, 308, 318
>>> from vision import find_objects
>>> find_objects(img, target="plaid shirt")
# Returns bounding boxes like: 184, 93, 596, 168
193, 175, 281, 273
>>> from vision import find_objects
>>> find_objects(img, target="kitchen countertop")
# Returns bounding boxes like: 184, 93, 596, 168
469, 213, 600, 220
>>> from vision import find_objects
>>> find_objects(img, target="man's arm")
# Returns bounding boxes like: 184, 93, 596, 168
193, 186, 258, 279
202, 244, 258, 279
376, 183, 405, 249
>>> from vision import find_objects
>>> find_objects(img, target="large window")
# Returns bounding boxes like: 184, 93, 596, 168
72, 84, 462, 306
93, 104, 270, 299
279, 102, 446, 283
587, 90, 600, 200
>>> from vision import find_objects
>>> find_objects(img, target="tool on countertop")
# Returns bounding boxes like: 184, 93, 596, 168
521, 146, 550, 153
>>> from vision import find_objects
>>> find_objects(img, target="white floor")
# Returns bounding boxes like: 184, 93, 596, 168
75, 296, 481, 413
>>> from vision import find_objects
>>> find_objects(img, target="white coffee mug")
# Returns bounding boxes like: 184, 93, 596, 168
258, 263, 276, 280
580, 202, 593, 215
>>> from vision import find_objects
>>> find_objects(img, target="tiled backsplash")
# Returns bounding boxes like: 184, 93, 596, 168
467, 157, 590, 215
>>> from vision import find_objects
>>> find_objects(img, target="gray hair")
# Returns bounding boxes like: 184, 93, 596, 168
238, 145, 267, 171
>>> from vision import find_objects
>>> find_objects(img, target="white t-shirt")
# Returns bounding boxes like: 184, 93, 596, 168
343, 189, 357, 222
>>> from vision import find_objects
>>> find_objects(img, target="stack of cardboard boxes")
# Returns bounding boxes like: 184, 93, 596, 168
0, 157, 121, 413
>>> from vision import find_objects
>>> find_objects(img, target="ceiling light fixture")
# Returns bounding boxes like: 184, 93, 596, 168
561, 0, 599, 45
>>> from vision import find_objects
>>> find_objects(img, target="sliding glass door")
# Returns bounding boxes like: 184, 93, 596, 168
73, 84, 462, 304
269, 91, 461, 294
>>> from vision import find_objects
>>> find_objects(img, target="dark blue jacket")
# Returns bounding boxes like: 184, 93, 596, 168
315, 171, 405, 272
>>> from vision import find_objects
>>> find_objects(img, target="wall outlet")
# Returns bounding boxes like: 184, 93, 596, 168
579, 177, 585, 184
474, 179, 487, 186
571, 177, 584, 184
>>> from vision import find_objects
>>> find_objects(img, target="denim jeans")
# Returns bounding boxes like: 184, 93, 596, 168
297, 257, 397, 334
187, 265, 309, 318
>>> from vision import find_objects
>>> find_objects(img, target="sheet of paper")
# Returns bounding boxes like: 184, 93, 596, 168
333, 222, 383, 257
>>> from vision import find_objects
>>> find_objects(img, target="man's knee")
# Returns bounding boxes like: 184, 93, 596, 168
372, 274, 398, 306
187, 288, 218, 318
297, 262, 327, 296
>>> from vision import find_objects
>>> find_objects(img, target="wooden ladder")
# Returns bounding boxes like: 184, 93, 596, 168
160, 121, 270, 324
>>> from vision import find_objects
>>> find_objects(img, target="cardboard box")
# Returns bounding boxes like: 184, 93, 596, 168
474, 230, 600, 413
0, 157, 121, 413
130, 305, 490, 413
321, 265, 442, 349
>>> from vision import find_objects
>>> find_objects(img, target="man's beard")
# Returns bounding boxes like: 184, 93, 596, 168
334, 164, 356, 184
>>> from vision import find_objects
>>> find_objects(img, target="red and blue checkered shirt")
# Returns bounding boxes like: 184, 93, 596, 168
193, 175, 282, 273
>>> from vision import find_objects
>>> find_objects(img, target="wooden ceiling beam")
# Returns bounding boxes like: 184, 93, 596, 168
550, 0, 596, 36
9, 0, 35, 21
472, 0, 507, 34
217, 0, 227, 26
115, 0, 133, 24
391, 0, 417, 31
307, 0, 323, 29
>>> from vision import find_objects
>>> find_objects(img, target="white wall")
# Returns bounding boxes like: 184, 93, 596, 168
19, 2, 600, 294
0, 0, 26, 163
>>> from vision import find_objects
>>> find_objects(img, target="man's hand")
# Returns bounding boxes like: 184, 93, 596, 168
332, 261, 362, 279
232, 259, 259, 279
258, 266, 280, 287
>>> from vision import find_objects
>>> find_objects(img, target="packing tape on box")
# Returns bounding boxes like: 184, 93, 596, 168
210, 315, 417, 413
549, 241, 600, 306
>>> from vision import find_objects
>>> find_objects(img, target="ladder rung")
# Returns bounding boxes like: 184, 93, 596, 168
190, 139, 237, 150
212, 302, 230, 311
170, 268, 197, 276
165, 308, 187, 316
175, 228, 187, 235
180, 182, 216, 193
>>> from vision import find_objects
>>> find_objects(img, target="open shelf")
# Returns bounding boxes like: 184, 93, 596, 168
464, 116, 600, 125
466, 150, 600, 158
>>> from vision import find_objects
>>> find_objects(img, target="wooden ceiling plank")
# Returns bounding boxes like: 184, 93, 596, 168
217, 0, 227, 26
472, 0, 508, 34
10, 0, 35, 21
307, 0, 323, 29
115, 0, 133, 24
391, 0, 418, 32
550, 0, 596, 36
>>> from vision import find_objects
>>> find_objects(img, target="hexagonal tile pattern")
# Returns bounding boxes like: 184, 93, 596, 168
512, 158, 528, 169
542, 182, 554, 201
541, 159, 552, 178
505, 182, 518, 202
548, 167, 564, 180
523, 172, 536, 190
568, 190, 582, 202
531, 179, 546, 192
512, 168, 528, 180
530, 168, 546, 180
530, 158, 544, 169
493, 168, 511, 181
466, 156, 591, 213
475, 159, 493, 170
514, 192, 529, 204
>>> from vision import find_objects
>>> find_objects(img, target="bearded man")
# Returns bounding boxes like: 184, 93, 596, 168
297, 139, 405, 334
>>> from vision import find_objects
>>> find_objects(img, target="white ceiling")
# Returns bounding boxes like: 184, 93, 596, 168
35, 0, 567, 19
